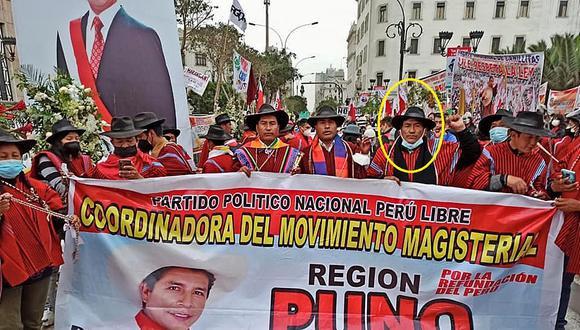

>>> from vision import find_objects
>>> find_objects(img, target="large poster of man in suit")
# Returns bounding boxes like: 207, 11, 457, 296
12, 0, 191, 151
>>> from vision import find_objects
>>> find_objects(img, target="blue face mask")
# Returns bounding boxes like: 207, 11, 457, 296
0, 159, 24, 179
489, 127, 509, 144
401, 137, 424, 150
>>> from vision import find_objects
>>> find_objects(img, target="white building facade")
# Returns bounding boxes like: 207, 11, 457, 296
348, 0, 580, 99
314, 67, 347, 107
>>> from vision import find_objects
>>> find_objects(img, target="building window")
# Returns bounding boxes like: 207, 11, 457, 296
0, 24, 13, 101
491, 37, 501, 53
558, 1, 568, 17
365, 13, 369, 32
495, 1, 505, 18
363, 46, 368, 63
435, 2, 446, 20
462, 37, 471, 47
377, 40, 385, 56
409, 38, 419, 54
433, 38, 442, 54
408, 70, 417, 79
412, 2, 422, 20
376, 72, 384, 86
519, 1, 529, 17
465, 1, 475, 19
195, 53, 207, 66
379, 5, 387, 23
515, 36, 526, 52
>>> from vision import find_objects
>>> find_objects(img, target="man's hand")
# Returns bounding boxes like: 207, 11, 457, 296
554, 198, 580, 212
384, 176, 401, 186
0, 193, 11, 217
551, 175, 579, 193
447, 114, 466, 132
506, 175, 528, 194
358, 137, 372, 155
239, 166, 252, 178
119, 165, 143, 180
69, 215, 81, 232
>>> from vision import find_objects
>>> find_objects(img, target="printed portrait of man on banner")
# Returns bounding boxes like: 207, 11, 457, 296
55, 0, 176, 126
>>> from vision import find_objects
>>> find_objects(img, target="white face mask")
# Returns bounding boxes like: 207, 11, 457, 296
552, 119, 561, 127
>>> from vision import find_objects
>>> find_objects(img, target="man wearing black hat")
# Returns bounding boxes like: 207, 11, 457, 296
300, 106, 370, 178
367, 107, 481, 186
468, 111, 553, 198
199, 113, 238, 168
342, 124, 363, 145
235, 104, 301, 174
31, 119, 94, 200
134, 112, 195, 176
90, 117, 166, 179
202, 125, 238, 174
162, 127, 180, 143
477, 109, 513, 145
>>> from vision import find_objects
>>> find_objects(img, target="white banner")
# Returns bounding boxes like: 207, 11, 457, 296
229, 0, 247, 33
184, 66, 210, 96
233, 51, 252, 94
57, 174, 564, 329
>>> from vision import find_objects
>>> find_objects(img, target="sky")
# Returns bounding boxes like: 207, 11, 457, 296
210, 0, 356, 111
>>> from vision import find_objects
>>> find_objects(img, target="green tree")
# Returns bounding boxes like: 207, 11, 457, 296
317, 98, 339, 110
285, 95, 307, 117
499, 33, 580, 90
187, 81, 231, 114
174, 0, 215, 64
190, 23, 242, 112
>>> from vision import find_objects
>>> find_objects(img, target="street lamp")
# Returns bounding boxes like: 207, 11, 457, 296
384, 79, 391, 89
249, 22, 318, 51
294, 56, 316, 95
1, 37, 16, 62
469, 30, 484, 53
369, 78, 376, 90
385, 0, 423, 81
438, 31, 454, 57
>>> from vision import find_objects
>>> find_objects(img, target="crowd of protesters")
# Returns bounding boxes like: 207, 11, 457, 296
0, 103, 578, 329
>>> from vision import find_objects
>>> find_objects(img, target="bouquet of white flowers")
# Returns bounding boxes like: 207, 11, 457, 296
13, 66, 106, 162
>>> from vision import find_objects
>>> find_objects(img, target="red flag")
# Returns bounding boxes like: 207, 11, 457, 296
385, 98, 393, 117
256, 81, 264, 110
398, 87, 407, 115
348, 101, 356, 122
246, 67, 257, 106
274, 90, 283, 110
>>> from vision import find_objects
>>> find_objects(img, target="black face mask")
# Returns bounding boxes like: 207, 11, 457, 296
137, 139, 153, 153
114, 145, 138, 158
63, 142, 81, 157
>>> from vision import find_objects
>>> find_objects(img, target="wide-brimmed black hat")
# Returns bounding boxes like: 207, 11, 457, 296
215, 114, 232, 125
202, 125, 232, 142
280, 121, 296, 133
307, 106, 346, 127
101, 116, 145, 139
46, 118, 86, 144
133, 112, 166, 129
342, 124, 362, 136
163, 127, 181, 138
505, 111, 554, 137
392, 107, 435, 130
566, 109, 580, 123
478, 109, 514, 137
245, 104, 289, 131
0, 128, 36, 153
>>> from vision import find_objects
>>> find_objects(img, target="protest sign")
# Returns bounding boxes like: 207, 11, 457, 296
538, 82, 548, 106
233, 51, 252, 93
189, 115, 215, 153
548, 86, 580, 114
58, 174, 563, 329
184, 67, 210, 96
451, 52, 544, 121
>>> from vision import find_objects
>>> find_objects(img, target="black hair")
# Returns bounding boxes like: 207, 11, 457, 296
208, 139, 226, 146
342, 134, 359, 143
141, 266, 216, 308
382, 116, 393, 125
147, 125, 164, 137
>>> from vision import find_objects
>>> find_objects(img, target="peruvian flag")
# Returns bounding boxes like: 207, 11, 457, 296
384, 98, 394, 117
348, 101, 357, 122
398, 86, 407, 115
256, 81, 264, 109
274, 89, 283, 110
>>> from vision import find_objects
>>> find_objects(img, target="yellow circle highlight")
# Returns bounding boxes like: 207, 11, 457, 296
377, 78, 445, 174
